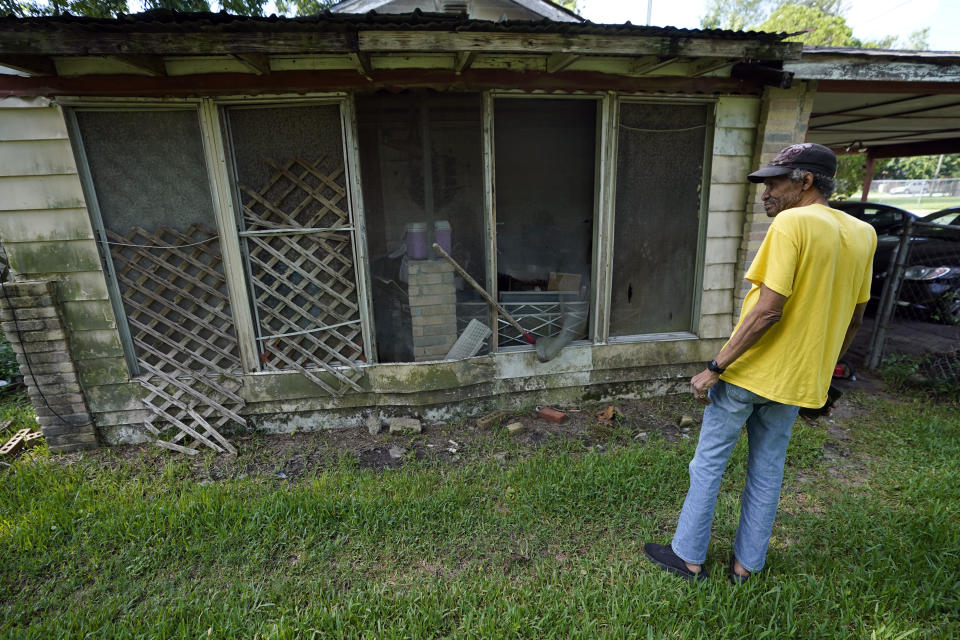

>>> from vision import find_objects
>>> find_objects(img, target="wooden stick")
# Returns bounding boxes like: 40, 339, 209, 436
432, 243, 535, 345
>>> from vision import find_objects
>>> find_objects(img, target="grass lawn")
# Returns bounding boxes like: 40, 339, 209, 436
861, 194, 960, 216
1, 387, 958, 639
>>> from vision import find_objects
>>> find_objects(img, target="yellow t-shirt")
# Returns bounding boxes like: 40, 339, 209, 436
720, 203, 877, 408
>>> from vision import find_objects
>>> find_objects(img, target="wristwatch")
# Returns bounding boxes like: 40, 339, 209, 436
707, 359, 725, 374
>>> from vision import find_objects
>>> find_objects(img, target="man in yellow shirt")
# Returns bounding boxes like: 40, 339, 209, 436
645, 143, 877, 584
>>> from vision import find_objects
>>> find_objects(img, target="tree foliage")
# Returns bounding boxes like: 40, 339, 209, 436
832, 154, 960, 199
879, 155, 960, 180
2, 0, 126, 17
274, 0, 335, 16
756, 4, 853, 46
701, 0, 845, 31
700, 0, 927, 50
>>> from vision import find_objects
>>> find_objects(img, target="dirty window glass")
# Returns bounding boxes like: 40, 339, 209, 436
493, 98, 595, 350
610, 101, 709, 336
76, 110, 216, 234
358, 92, 488, 363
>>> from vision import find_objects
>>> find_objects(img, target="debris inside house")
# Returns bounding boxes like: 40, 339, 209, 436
445, 319, 492, 360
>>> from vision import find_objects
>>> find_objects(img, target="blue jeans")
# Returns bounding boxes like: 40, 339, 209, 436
671, 380, 800, 573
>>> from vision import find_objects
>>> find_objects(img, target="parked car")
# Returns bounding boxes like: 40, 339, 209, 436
830, 201, 960, 324
905, 207, 960, 323
921, 207, 960, 226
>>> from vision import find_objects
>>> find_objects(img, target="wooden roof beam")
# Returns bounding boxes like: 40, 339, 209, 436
112, 55, 166, 76
231, 53, 271, 75
730, 62, 792, 88
860, 137, 960, 158
815, 99, 960, 129
350, 52, 373, 80
687, 57, 734, 77
836, 127, 960, 147
357, 32, 800, 60
811, 94, 934, 118
0, 55, 56, 76
455, 51, 477, 75
546, 53, 579, 74
629, 56, 678, 75
0, 28, 801, 61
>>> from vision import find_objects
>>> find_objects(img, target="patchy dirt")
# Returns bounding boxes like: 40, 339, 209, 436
78, 393, 707, 481
62, 372, 889, 484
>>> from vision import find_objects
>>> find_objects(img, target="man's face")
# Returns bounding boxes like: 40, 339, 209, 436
760, 174, 806, 218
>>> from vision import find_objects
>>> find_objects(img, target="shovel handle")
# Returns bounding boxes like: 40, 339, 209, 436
432, 243, 535, 345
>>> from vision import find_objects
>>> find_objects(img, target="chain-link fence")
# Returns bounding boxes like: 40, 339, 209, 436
873, 178, 960, 198
864, 213, 960, 389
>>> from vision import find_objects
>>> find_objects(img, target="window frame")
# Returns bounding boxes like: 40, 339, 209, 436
604, 95, 717, 344
213, 95, 377, 369
486, 91, 607, 352
65, 101, 210, 377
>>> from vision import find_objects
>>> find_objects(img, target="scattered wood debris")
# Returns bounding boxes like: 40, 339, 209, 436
596, 405, 625, 425
506, 422, 527, 435
476, 410, 507, 430
1, 427, 44, 458
537, 407, 568, 423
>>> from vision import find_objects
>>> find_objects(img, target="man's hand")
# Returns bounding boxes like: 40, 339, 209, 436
691, 369, 720, 405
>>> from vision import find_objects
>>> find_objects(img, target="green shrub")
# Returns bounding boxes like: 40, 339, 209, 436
0, 330, 19, 381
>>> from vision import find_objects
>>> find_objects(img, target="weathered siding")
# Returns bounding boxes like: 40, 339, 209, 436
0, 97, 139, 429
700, 95, 761, 339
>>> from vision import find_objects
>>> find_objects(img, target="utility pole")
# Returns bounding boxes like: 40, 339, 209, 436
647, 0, 653, 25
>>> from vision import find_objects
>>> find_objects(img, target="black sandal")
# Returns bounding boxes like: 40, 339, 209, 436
728, 555, 751, 585
644, 543, 709, 582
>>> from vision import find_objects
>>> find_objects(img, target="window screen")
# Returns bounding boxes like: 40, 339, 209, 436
77, 110, 217, 234
75, 109, 241, 375
493, 98, 595, 348
226, 104, 367, 386
610, 101, 710, 336
358, 92, 487, 363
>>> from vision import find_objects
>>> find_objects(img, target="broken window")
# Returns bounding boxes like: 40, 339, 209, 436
225, 104, 366, 395
357, 92, 488, 363
493, 98, 596, 349
610, 101, 710, 336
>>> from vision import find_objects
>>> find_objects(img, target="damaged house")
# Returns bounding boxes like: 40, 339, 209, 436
0, 2, 810, 453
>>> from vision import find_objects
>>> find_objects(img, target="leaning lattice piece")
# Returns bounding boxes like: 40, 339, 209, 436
107, 223, 245, 454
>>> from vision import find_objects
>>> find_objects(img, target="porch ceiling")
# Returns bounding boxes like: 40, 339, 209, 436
789, 47, 960, 158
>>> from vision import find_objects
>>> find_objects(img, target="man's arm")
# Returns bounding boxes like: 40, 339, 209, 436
691, 284, 787, 403
837, 302, 868, 362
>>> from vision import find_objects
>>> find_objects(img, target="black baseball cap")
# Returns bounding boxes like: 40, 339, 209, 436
747, 143, 837, 183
